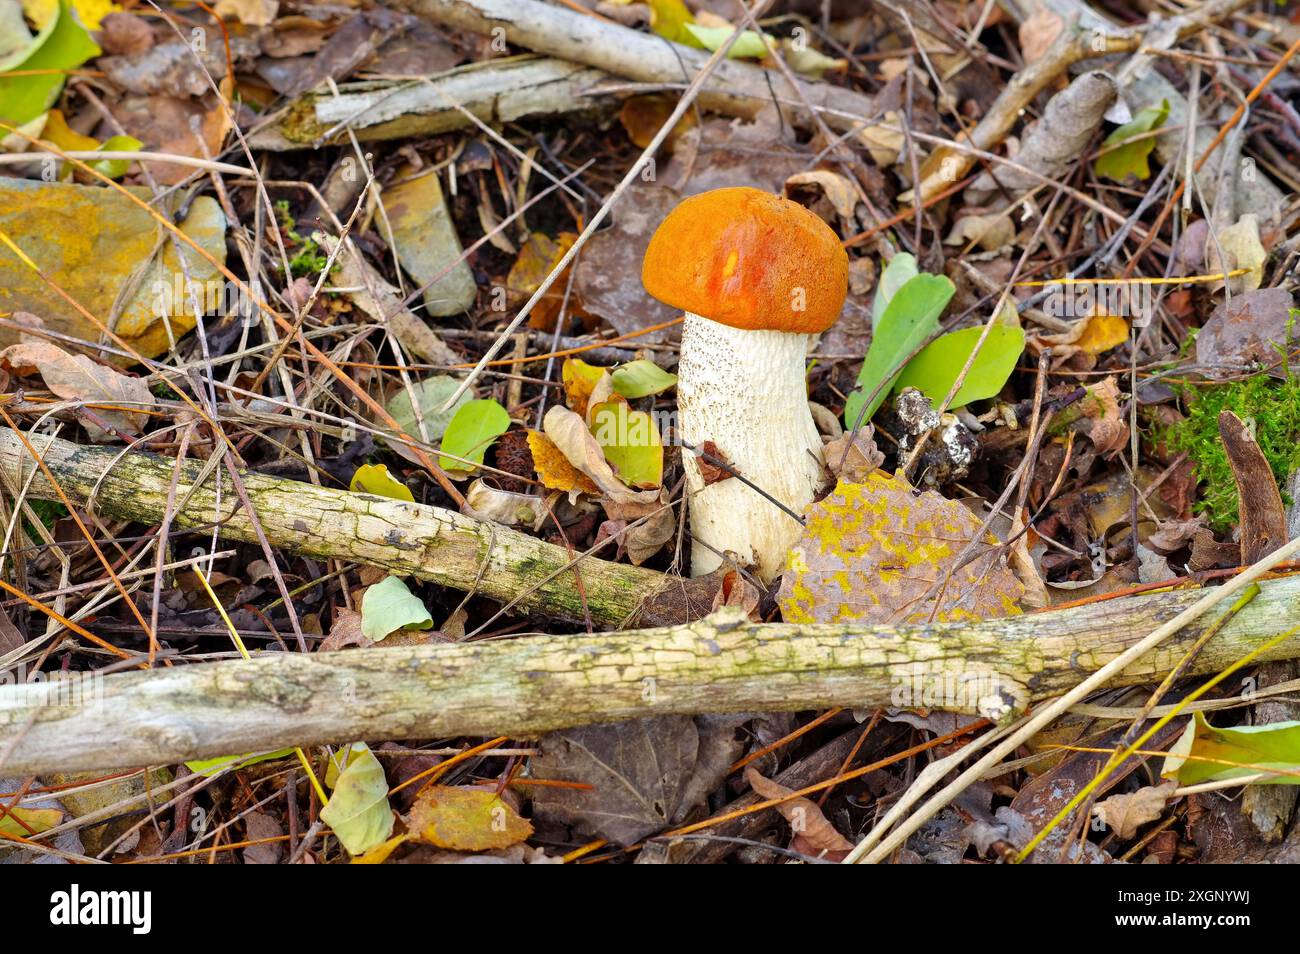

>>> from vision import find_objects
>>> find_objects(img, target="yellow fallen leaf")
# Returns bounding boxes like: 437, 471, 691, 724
0, 805, 62, 837
349, 463, 415, 502
405, 786, 532, 852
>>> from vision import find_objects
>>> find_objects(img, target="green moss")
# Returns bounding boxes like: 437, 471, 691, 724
1163, 373, 1300, 531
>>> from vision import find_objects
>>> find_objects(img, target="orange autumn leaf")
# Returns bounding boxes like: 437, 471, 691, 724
527, 429, 599, 495
405, 786, 532, 852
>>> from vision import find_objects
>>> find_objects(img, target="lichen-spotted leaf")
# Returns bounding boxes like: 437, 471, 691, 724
777, 473, 1024, 625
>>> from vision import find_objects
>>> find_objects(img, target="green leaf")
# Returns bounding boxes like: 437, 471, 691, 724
437, 398, 510, 475
1094, 99, 1169, 182
683, 23, 772, 58
1162, 712, 1300, 787
872, 252, 919, 329
611, 359, 677, 399
845, 272, 955, 427
320, 742, 394, 855
360, 576, 433, 642
349, 462, 414, 502
0, 1, 101, 126
893, 323, 1025, 409
185, 749, 295, 777
589, 400, 663, 489
385, 375, 473, 444
89, 134, 143, 179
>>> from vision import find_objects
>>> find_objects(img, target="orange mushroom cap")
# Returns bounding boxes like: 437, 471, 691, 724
641, 186, 848, 334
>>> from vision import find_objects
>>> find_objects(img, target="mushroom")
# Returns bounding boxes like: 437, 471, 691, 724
642, 186, 848, 582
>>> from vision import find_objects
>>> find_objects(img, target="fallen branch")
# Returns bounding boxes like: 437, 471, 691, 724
2, 576, 1299, 774
249, 56, 612, 150
392, 0, 881, 132
0, 427, 695, 627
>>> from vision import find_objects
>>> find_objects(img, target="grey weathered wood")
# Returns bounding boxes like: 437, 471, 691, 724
2, 577, 1299, 774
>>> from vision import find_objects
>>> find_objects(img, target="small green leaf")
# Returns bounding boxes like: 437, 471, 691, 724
350, 463, 415, 502
385, 375, 472, 444
610, 359, 677, 399
683, 23, 772, 58
320, 742, 394, 855
1162, 712, 1300, 787
845, 272, 955, 427
872, 252, 919, 329
0, 1, 101, 126
185, 749, 295, 777
1094, 99, 1169, 182
360, 576, 432, 642
437, 398, 511, 475
893, 324, 1025, 409
589, 400, 663, 489
89, 134, 143, 179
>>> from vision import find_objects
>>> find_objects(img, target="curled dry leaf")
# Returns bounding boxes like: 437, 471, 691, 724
1210, 213, 1266, 292
743, 766, 853, 860
0, 341, 154, 440
778, 473, 1024, 625
464, 479, 543, 528
710, 568, 761, 621
1092, 781, 1178, 840
784, 169, 858, 222
1077, 377, 1129, 456
823, 427, 884, 484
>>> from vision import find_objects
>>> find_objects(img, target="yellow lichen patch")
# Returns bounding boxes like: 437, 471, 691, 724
776, 473, 1024, 626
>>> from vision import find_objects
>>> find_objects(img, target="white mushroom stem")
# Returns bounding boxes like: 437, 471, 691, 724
677, 311, 826, 582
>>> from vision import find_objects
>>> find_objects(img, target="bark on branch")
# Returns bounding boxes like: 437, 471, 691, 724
2, 577, 1299, 774
392, 0, 881, 131
0, 427, 692, 626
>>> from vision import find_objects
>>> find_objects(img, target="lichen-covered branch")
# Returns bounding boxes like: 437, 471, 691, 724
2, 578, 1299, 774
0, 427, 680, 626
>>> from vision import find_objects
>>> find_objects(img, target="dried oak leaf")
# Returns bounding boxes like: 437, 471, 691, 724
777, 472, 1024, 625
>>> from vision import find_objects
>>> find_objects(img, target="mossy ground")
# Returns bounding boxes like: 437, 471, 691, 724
1164, 373, 1300, 531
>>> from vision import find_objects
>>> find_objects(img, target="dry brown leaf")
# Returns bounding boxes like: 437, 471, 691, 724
1092, 781, 1177, 840
1078, 377, 1129, 456
744, 766, 853, 860
0, 342, 154, 440
823, 427, 884, 483
777, 472, 1024, 625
